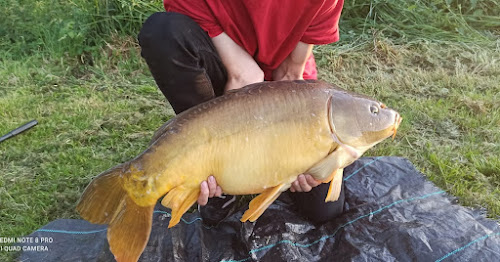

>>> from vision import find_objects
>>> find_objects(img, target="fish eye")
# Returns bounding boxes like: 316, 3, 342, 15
370, 105, 379, 115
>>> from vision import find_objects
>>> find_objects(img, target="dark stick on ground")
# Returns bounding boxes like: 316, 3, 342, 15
0, 120, 38, 143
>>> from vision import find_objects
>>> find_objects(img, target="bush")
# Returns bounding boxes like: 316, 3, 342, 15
0, 0, 160, 58
0, 0, 497, 61
340, 0, 500, 44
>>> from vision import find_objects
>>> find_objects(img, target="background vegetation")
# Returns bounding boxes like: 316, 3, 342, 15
1, 0, 499, 261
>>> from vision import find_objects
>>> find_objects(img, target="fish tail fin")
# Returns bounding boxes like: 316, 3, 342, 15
161, 186, 199, 228
77, 164, 127, 224
77, 164, 155, 262
108, 196, 154, 262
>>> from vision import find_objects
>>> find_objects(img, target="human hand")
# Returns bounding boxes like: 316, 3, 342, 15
211, 33, 264, 92
198, 176, 223, 206
289, 174, 322, 193
272, 41, 313, 81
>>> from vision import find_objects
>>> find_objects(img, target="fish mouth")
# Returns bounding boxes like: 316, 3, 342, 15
391, 113, 402, 140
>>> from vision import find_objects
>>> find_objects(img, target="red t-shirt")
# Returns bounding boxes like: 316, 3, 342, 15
163, 0, 344, 80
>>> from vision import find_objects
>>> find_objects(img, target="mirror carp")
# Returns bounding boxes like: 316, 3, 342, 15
77, 80, 402, 262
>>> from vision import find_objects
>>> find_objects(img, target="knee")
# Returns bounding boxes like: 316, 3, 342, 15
290, 182, 346, 224
138, 12, 197, 50
308, 201, 344, 224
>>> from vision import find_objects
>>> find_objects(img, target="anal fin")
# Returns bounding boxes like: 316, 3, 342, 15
241, 183, 286, 222
161, 186, 199, 228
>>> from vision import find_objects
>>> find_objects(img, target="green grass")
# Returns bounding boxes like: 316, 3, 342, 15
1, 0, 499, 261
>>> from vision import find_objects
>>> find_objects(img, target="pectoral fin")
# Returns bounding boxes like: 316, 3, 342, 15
325, 168, 344, 202
306, 135, 360, 188
306, 147, 343, 182
241, 183, 287, 222
308, 160, 342, 202
161, 186, 199, 228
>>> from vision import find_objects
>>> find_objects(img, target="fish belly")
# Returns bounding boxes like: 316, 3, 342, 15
213, 121, 333, 195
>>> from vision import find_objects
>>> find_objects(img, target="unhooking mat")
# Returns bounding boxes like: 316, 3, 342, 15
17, 157, 500, 261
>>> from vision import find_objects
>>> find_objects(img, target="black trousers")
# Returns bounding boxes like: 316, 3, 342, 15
138, 12, 345, 224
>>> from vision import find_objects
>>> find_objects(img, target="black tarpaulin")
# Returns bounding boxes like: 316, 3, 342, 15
17, 157, 500, 261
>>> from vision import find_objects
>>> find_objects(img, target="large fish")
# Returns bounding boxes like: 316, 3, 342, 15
77, 80, 402, 262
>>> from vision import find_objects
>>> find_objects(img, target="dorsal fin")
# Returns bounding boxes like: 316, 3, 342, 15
149, 118, 175, 145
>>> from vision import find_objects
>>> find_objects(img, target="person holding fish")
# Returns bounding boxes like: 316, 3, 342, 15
138, 0, 345, 226
77, 2, 401, 260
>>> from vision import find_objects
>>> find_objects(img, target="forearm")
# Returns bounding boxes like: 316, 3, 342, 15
273, 41, 314, 81
211, 33, 264, 91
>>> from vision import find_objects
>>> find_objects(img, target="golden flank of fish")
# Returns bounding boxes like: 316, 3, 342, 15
77, 80, 402, 262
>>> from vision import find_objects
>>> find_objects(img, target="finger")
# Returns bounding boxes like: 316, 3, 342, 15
304, 174, 321, 187
215, 186, 223, 197
198, 181, 209, 206
290, 186, 296, 192
292, 179, 302, 192
298, 174, 312, 192
208, 176, 217, 198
